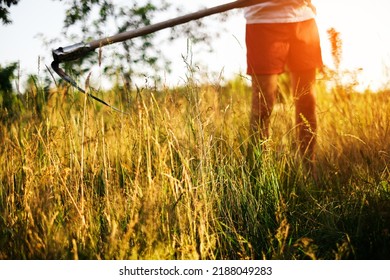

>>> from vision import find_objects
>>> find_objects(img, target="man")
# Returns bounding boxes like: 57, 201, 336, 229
245, 0, 322, 172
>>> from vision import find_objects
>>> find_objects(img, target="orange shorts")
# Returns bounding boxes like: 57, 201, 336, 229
246, 19, 323, 75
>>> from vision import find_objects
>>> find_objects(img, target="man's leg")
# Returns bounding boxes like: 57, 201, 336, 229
249, 74, 278, 141
291, 69, 317, 165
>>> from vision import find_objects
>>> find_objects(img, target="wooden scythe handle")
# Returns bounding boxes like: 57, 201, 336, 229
52, 0, 264, 62
88, 0, 264, 50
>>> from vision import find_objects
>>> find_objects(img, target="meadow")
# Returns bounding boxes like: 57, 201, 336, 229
0, 71, 389, 260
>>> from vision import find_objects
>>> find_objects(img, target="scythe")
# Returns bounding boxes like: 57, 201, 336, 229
51, 0, 264, 112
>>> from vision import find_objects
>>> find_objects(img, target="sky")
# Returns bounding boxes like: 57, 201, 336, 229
1, 0, 390, 91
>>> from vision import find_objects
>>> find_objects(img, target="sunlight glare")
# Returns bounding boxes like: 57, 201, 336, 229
313, 0, 390, 90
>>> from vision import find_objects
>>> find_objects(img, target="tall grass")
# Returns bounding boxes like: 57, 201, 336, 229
0, 72, 389, 259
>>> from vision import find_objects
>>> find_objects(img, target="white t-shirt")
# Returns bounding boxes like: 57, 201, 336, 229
244, 0, 316, 24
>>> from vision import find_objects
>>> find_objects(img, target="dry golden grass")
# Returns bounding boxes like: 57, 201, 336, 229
0, 76, 389, 259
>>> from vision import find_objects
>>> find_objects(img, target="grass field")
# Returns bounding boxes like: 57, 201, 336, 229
0, 72, 389, 259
